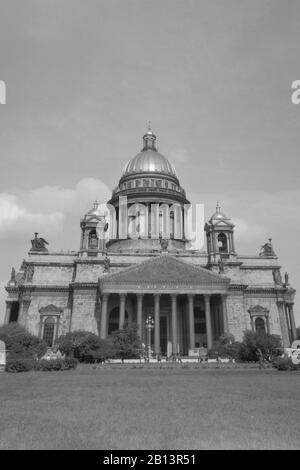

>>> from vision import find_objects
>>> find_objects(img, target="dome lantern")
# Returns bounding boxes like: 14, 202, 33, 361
142, 124, 157, 152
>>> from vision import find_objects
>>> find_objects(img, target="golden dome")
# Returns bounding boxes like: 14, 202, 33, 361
122, 127, 177, 177
122, 150, 177, 177
210, 202, 228, 221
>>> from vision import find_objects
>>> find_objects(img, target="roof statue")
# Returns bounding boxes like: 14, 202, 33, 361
103, 253, 111, 273
9, 267, 16, 285
272, 269, 282, 286
284, 272, 289, 286
30, 233, 49, 252
218, 256, 225, 274
25, 265, 34, 282
259, 238, 276, 257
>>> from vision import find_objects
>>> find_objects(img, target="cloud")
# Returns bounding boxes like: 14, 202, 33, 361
23, 178, 111, 214
0, 178, 111, 242
0, 193, 64, 241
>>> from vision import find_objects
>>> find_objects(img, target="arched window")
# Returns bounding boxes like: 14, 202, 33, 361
135, 180, 140, 187
255, 317, 266, 334
43, 317, 56, 346
88, 229, 98, 249
218, 233, 228, 253
143, 179, 149, 187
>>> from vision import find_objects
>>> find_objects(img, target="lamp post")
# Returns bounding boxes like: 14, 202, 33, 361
145, 315, 154, 361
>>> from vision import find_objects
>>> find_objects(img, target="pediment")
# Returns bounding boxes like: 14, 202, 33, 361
39, 304, 62, 315
100, 255, 230, 293
248, 305, 269, 315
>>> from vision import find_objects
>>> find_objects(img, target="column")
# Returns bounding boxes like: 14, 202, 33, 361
136, 294, 143, 339
266, 315, 270, 335
204, 294, 213, 349
277, 301, 290, 348
171, 294, 178, 354
284, 304, 292, 344
154, 294, 160, 354
288, 303, 297, 341
250, 316, 255, 332
4, 301, 12, 324
119, 293, 126, 329
231, 232, 235, 253
100, 294, 109, 339
145, 204, 149, 239
221, 294, 229, 333
188, 294, 195, 349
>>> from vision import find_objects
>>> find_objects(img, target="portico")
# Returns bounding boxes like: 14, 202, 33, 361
98, 255, 230, 355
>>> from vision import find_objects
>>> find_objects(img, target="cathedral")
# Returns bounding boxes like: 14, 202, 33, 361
4, 128, 297, 355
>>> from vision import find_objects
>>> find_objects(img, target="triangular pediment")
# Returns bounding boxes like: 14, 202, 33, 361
100, 255, 230, 294
39, 304, 62, 314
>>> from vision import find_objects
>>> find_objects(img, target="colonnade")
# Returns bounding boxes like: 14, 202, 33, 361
100, 292, 229, 354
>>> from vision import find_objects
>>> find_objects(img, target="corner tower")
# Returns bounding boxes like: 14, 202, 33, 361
205, 203, 236, 263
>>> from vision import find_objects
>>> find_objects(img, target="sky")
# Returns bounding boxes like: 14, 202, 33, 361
0, 0, 299, 325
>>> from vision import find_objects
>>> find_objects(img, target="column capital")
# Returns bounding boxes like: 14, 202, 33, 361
170, 293, 177, 300
204, 294, 211, 302
187, 293, 194, 301
153, 293, 161, 299
136, 293, 144, 299
119, 293, 126, 301
102, 293, 109, 301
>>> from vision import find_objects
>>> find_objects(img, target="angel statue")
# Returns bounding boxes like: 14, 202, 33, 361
259, 238, 276, 257
218, 256, 225, 275
30, 233, 49, 252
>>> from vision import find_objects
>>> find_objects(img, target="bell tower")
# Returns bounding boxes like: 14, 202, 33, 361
205, 203, 236, 263
80, 201, 108, 256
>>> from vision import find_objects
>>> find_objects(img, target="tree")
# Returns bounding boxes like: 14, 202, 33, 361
239, 330, 282, 362
0, 323, 47, 359
111, 323, 142, 360
208, 333, 242, 360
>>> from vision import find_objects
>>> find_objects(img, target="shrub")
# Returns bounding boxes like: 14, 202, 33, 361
273, 357, 292, 371
238, 330, 282, 362
111, 323, 142, 359
0, 323, 47, 360
55, 331, 116, 362
273, 356, 300, 371
6, 358, 36, 373
36, 357, 78, 371
208, 334, 242, 361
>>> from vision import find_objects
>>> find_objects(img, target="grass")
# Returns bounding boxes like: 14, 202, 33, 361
0, 365, 299, 450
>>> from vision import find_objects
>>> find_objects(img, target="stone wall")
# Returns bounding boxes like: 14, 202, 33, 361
71, 287, 99, 334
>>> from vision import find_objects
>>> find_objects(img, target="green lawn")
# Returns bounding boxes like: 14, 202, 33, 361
0, 365, 299, 450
